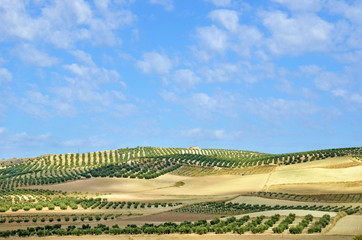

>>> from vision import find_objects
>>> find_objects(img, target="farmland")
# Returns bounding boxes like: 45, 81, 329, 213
0, 146, 361, 239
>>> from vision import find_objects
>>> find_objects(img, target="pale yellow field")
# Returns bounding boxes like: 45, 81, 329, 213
32, 175, 182, 193
147, 173, 269, 195
3, 157, 362, 238
263, 157, 362, 194
327, 215, 362, 235
267, 181, 362, 194
30, 173, 269, 200
287, 156, 357, 168
267, 165, 362, 185
27, 157, 362, 199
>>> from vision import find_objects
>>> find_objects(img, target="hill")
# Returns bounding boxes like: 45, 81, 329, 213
0, 147, 361, 239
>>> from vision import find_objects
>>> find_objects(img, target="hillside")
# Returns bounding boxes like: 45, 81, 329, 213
0, 147, 360, 190
0, 147, 361, 239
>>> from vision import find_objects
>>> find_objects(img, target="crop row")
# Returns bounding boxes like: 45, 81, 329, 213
172, 165, 274, 177
250, 192, 362, 203
0, 147, 360, 190
0, 213, 331, 237
176, 201, 360, 215
0, 189, 181, 213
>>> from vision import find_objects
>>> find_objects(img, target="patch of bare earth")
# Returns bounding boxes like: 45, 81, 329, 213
267, 181, 362, 194
327, 215, 362, 235
128, 211, 222, 222
319, 161, 361, 169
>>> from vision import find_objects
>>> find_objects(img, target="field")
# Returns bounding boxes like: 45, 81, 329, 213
3, 235, 355, 240
0, 146, 361, 239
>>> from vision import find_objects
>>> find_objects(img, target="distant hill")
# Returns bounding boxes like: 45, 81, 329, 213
0, 146, 360, 190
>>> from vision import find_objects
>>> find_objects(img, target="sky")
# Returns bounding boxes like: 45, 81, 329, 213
0, 0, 361, 159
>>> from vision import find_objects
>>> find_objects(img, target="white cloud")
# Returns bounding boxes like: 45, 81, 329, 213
276, 78, 294, 94
200, 63, 238, 83
299, 65, 322, 75
209, 9, 239, 32
0, 0, 37, 41
0, 127, 6, 134
70, 50, 95, 66
196, 9, 262, 59
60, 63, 122, 108
0, 132, 52, 151
314, 71, 348, 91
329, 0, 362, 25
196, 25, 228, 53
15, 44, 58, 67
149, 0, 174, 11
0, 68, 12, 84
17, 91, 52, 119
272, 0, 323, 12
186, 91, 237, 118
232, 25, 262, 57
0, 131, 110, 158
160, 90, 238, 119
246, 98, 319, 122
160, 90, 178, 103
331, 88, 362, 105
180, 128, 241, 141
136, 51, 172, 75
58, 136, 109, 148
0, 0, 136, 48
337, 88, 362, 103
302, 66, 361, 106
112, 103, 137, 118
262, 11, 333, 55
349, 93, 362, 104
204, 0, 232, 7
173, 69, 201, 88
15, 53, 127, 119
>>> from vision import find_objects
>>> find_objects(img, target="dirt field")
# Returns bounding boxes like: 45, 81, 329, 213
267, 181, 362, 194
5, 156, 361, 237
26, 157, 362, 198
327, 215, 362, 235
29, 173, 269, 199
128, 212, 222, 222
262, 157, 362, 194
267, 165, 362, 185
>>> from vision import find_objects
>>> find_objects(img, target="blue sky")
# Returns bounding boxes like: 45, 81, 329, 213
0, 0, 361, 159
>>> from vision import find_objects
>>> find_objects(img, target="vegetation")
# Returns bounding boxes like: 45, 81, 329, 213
0, 189, 181, 213
250, 192, 362, 203
0, 214, 332, 237
307, 214, 331, 233
272, 213, 295, 233
353, 235, 362, 240
0, 146, 360, 237
289, 214, 313, 234
0, 147, 360, 189
176, 201, 360, 215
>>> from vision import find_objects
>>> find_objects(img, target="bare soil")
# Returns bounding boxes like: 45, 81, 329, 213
128, 211, 222, 222
327, 215, 362, 235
